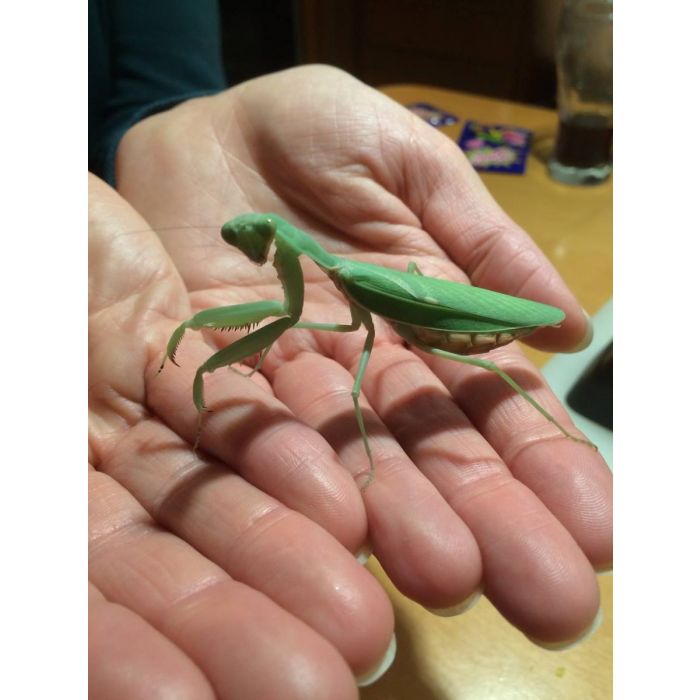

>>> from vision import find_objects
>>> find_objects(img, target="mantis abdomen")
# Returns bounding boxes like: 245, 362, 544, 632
391, 324, 536, 355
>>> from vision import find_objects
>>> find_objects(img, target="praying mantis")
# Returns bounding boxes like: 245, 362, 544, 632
159, 213, 594, 487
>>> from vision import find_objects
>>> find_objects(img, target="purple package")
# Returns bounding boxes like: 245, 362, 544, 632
458, 121, 533, 174
405, 102, 459, 127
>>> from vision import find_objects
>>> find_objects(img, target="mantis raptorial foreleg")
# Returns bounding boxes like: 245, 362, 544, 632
158, 300, 288, 371
191, 316, 296, 447
160, 237, 310, 447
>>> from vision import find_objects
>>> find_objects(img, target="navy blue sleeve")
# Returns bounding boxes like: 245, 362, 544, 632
89, 0, 227, 184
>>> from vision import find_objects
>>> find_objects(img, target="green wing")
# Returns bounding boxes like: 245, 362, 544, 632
335, 260, 565, 332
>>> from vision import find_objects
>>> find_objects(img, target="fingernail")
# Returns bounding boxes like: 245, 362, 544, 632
355, 633, 397, 687
527, 607, 604, 651
354, 541, 373, 565
424, 586, 483, 617
565, 309, 594, 353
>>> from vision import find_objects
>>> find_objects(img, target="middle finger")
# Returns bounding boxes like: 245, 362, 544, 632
272, 329, 601, 643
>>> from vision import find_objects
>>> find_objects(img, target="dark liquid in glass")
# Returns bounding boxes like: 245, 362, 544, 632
553, 113, 612, 168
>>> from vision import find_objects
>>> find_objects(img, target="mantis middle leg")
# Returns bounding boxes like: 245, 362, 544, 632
294, 305, 377, 488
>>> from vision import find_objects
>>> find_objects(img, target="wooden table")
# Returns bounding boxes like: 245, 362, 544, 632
361, 85, 613, 700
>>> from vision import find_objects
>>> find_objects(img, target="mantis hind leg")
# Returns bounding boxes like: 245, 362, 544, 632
415, 343, 596, 449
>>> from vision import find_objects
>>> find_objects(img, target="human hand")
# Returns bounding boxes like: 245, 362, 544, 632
115, 65, 612, 645
88, 173, 395, 699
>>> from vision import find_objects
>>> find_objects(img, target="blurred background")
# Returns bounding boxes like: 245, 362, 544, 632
219, 0, 564, 107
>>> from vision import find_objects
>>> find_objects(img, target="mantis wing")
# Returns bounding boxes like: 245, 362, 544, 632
335, 260, 565, 333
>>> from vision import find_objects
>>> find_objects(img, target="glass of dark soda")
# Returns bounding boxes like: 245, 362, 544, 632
548, 0, 613, 186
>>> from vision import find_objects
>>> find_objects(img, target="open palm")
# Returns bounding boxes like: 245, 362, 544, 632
89, 174, 398, 699
112, 66, 611, 652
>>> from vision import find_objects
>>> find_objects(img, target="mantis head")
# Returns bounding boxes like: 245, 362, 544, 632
221, 214, 276, 264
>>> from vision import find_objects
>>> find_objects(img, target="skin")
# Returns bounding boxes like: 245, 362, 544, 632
90, 65, 612, 696
89, 175, 391, 699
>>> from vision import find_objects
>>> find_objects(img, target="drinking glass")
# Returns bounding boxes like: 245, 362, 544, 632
548, 0, 613, 185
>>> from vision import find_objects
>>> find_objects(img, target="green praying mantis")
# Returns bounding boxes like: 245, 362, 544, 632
159, 213, 594, 487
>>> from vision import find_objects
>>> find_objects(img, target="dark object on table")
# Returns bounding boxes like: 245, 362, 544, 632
567, 341, 612, 431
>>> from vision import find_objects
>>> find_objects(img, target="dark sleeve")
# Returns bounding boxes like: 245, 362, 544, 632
89, 0, 227, 185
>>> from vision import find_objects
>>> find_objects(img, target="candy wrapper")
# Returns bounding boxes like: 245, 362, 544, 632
458, 121, 533, 174
405, 102, 458, 127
